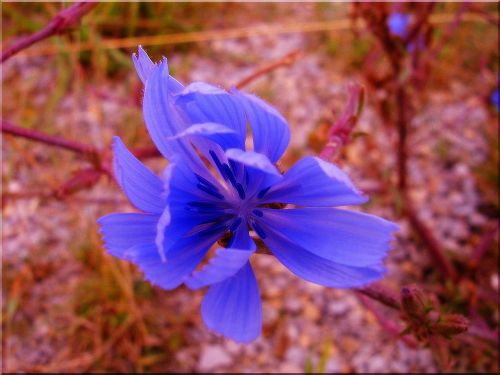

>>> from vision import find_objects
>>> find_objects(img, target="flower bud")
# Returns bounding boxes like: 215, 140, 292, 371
401, 284, 429, 321
433, 314, 469, 337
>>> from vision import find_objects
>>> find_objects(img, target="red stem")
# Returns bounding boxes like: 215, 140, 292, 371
358, 294, 418, 348
468, 222, 499, 270
2, 120, 160, 160
1, 2, 97, 63
355, 283, 401, 310
406, 201, 458, 282
2, 120, 97, 156
396, 85, 408, 192
234, 49, 302, 89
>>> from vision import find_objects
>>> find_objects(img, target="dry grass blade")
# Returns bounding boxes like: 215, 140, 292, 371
15, 13, 495, 58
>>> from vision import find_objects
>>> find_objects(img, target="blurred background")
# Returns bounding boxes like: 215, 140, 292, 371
1, 2, 498, 373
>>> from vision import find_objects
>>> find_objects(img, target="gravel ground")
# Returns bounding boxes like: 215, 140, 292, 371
2, 3, 497, 373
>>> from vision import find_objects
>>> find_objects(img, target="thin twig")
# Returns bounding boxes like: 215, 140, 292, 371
355, 283, 401, 310
468, 222, 499, 270
2, 120, 160, 160
358, 294, 418, 348
406, 201, 458, 282
427, 2, 467, 62
395, 85, 408, 192
1, 1, 98, 63
234, 50, 302, 89
12, 13, 494, 59
1, 120, 98, 157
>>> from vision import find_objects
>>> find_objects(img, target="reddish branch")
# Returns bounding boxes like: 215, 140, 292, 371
427, 3, 467, 63
1, 1, 98, 63
355, 283, 401, 310
468, 222, 498, 270
234, 50, 302, 89
395, 86, 408, 192
406, 202, 458, 281
355, 4, 459, 282
358, 294, 418, 348
1, 120, 159, 161
2, 120, 98, 156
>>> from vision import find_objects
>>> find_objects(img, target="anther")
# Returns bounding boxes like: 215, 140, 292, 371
235, 183, 246, 200
251, 222, 267, 239
209, 150, 228, 181
194, 173, 220, 191
252, 209, 263, 217
196, 183, 225, 200
229, 217, 242, 232
257, 186, 271, 199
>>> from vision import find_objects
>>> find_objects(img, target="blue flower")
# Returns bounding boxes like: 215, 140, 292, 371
98, 47, 398, 342
388, 12, 411, 38
491, 87, 499, 111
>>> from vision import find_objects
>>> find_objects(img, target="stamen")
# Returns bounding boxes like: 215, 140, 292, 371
252, 222, 267, 239
229, 217, 242, 232
209, 150, 228, 181
252, 209, 264, 217
194, 173, 220, 192
221, 164, 238, 187
184, 219, 229, 237
235, 183, 246, 200
209, 149, 246, 200
229, 160, 239, 176
186, 201, 231, 211
196, 183, 225, 200
204, 221, 230, 236
257, 186, 271, 199
244, 168, 250, 187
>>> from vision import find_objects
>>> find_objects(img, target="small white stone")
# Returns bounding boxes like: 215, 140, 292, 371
490, 274, 499, 291
279, 363, 302, 373
197, 345, 232, 372
284, 297, 302, 313
325, 358, 342, 373
285, 346, 306, 366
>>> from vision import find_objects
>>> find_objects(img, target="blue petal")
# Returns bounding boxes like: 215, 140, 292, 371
128, 230, 221, 290
225, 148, 281, 176
171, 122, 241, 151
132, 46, 155, 84
143, 59, 207, 171
258, 208, 398, 267
97, 213, 159, 260
133, 46, 184, 91
113, 136, 165, 213
201, 262, 262, 342
260, 156, 368, 207
185, 226, 256, 289
232, 89, 290, 163
259, 222, 386, 288
176, 82, 246, 149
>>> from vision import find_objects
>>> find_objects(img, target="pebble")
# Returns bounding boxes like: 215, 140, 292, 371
284, 297, 302, 314
285, 346, 306, 366
328, 300, 350, 316
325, 358, 342, 372
263, 304, 279, 325
279, 363, 303, 373
197, 345, 232, 372
303, 303, 321, 322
